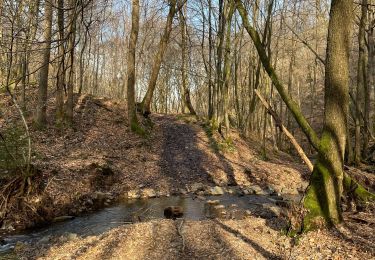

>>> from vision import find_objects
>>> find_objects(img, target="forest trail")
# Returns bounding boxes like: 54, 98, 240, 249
2, 95, 374, 259
2, 0, 375, 257
25, 93, 310, 209
17, 213, 375, 259
2, 94, 309, 230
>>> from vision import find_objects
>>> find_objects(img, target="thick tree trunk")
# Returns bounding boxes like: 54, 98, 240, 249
303, 0, 353, 230
35, 0, 53, 127
127, 0, 140, 131
141, 0, 177, 116
236, 0, 374, 230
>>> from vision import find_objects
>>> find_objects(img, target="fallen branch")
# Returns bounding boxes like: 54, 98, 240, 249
176, 219, 185, 252
254, 89, 314, 172
92, 101, 113, 112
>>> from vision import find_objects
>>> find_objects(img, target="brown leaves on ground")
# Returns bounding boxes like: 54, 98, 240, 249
2, 94, 311, 229
19, 216, 374, 259
3, 94, 375, 259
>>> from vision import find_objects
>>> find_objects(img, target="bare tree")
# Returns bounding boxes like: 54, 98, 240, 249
127, 0, 140, 130
35, 0, 53, 127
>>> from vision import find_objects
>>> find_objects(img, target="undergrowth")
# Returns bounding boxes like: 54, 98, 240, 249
202, 120, 236, 153
0, 125, 29, 177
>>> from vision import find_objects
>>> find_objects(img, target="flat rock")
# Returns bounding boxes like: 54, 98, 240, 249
156, 191, 170, 197
179, 188, 188, 195
281, 187, 299, 195
209, 186, 224, 195
59, 233, 78, 243
127, 189, 140, 199
260, 204, 282, 218
206, 199, 220, 205
141, 188, 157, 198
52, 216, 75, 222
247, 185, 268, 195
214, 204, 225, 210
92, 191, 111, 201
190, 182, 205, 193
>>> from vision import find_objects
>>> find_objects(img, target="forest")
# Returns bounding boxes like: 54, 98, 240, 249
0, 0, 374, 259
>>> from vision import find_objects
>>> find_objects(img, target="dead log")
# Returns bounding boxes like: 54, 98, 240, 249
254, 89, 314, 172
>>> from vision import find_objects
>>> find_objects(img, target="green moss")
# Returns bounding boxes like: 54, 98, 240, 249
287, 229, 300, 238
343, 173, 375, 202
130, 121, 147, 137
33, 120, 46, 130
303, 161, 339, 232
261, 150, 269, 161
176, 114, 198, 124
200, 119, 237, 154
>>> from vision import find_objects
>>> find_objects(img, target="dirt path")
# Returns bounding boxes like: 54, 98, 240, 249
3, 96, 374, 259
153, 114, 214, 185
1, 95, 309, 231
17, 214, 375, 259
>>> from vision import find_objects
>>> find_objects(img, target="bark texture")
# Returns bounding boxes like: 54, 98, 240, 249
179, 7, 196, 115
303, 0, 353, 230
127, 0, 140, 131
35, 0, 53, 127
56, 0, 65, 122
141, 0, 177, 116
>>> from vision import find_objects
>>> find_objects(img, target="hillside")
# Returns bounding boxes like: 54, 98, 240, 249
2, 94, 309, 230
0, 95, 373, 259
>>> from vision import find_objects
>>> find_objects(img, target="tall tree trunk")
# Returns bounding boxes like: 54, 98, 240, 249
179, 6, 196, 115
236, 0, 374, 229
215, 0, 225, 124
64, 0, 77, 124
35, 0, 53, 127
221, 1, 235, 136
355, 0, 368, 164
141, 0, 177, 116
79, 32, 88, 95
21, 0, 40, 111
368, 11, 375, 137
208, 0, 213, 119
303, 0, 353, 230
56, 0, 65, 122
127, 0, 140, 131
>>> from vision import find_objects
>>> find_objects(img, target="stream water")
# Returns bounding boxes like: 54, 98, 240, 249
0, 194, 292, 256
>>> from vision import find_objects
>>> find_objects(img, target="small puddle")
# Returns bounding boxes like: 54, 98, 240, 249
0, 194, 296, 256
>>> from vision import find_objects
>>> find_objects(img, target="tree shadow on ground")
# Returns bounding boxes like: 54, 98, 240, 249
213, 220, 283, 259
159, 115, 235, 187
332, 218, 375, 255
200, 123, 237, 185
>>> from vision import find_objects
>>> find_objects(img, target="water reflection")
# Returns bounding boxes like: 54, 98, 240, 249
0, 194, 292, 255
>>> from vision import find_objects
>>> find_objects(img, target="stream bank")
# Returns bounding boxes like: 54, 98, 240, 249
1, 193, 295, 257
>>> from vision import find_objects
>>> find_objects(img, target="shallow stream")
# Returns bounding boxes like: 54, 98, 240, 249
0, 194, 293, 256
